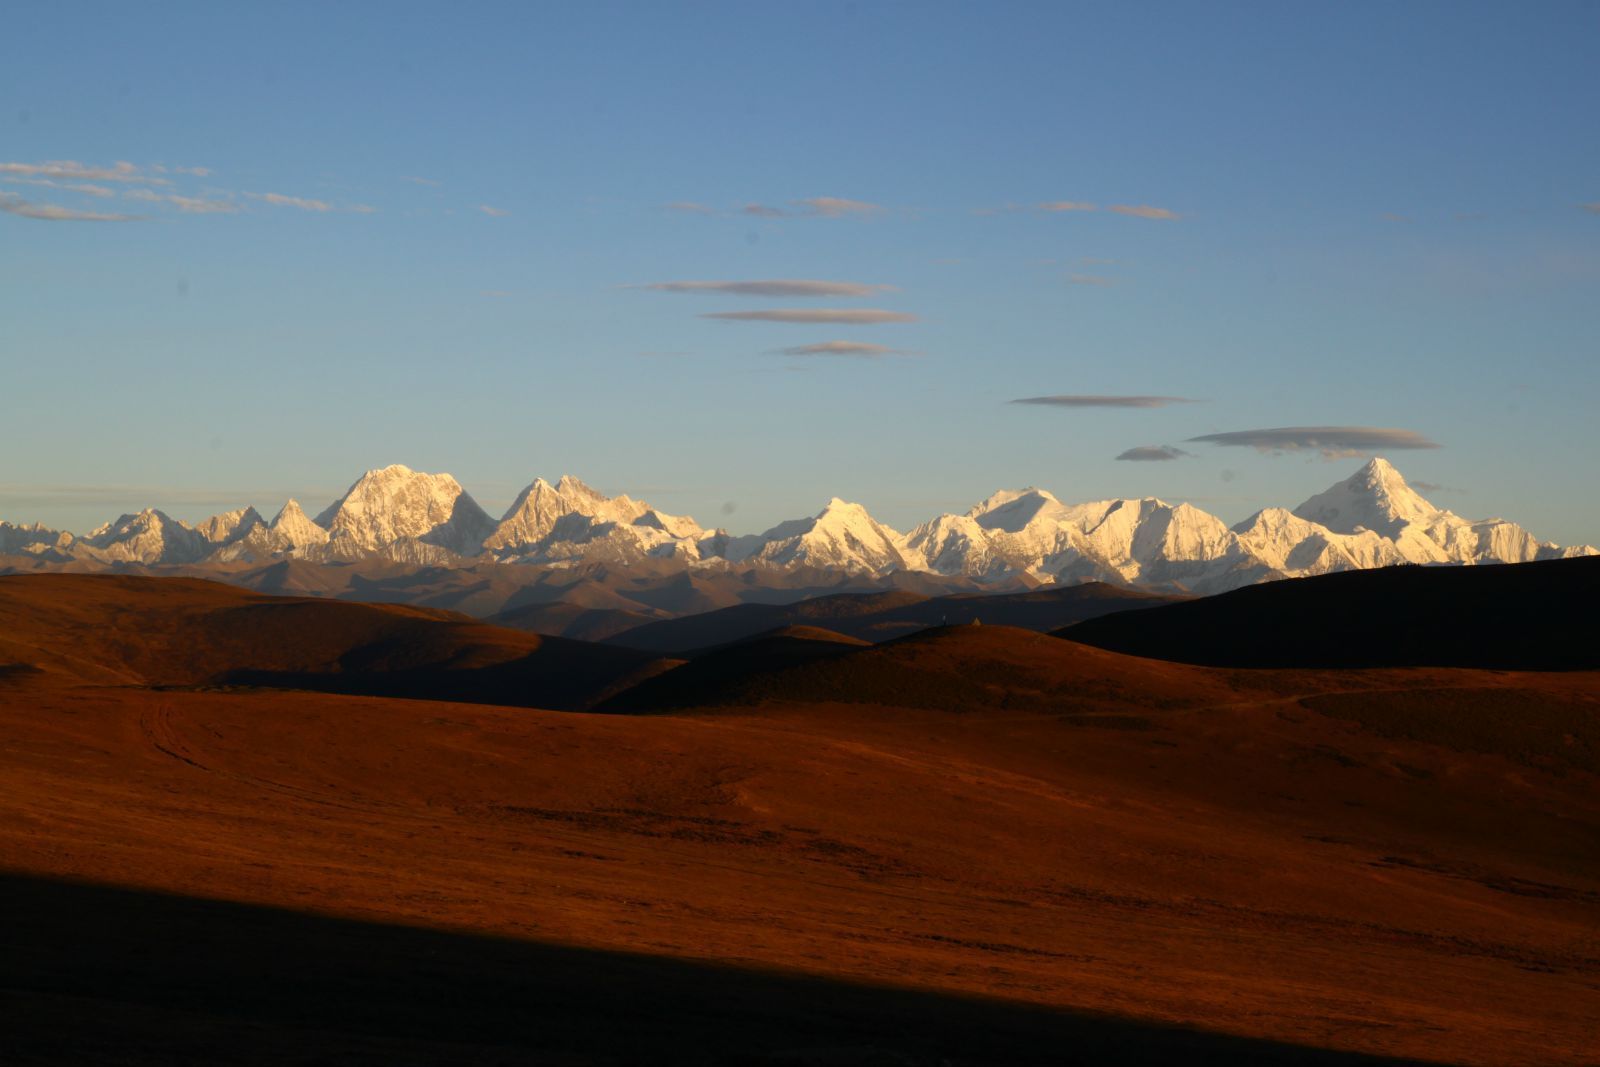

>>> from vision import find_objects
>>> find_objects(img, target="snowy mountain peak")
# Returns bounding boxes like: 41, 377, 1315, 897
554, 474, 605, 502
733, 498, 910, 572
968, 487, 1068, 533
316, 465, 493, 556
477, 474, 713, 565
9, 459, 1593, 588
820, 496, 867, 516
1294, 456, 1439, 537
268, 499, 330, 550
80, 508, 207, 564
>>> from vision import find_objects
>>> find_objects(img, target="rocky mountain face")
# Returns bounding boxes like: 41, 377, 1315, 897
4, 459, 1593, 595
314, 465, 496, 562
485, 475, 714, 565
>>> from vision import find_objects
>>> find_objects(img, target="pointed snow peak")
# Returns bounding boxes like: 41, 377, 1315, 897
1361, 456, 1404, 481
740, 497, 908, 572
555, 475, 604, 502
1293, 457, 1438, 537
268, 498, 330, 549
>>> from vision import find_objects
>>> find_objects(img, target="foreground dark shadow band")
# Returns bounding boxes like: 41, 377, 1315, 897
1, 872, 1422, 1066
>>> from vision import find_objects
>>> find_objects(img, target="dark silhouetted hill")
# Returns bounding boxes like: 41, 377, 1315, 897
608, 582, 1179, 655
1059, 557, 1600, 670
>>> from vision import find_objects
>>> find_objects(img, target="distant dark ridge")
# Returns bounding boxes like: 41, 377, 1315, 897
608, 581, 1180, 655
1059, 557, 1600, 671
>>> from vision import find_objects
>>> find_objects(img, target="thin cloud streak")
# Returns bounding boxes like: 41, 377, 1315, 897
126, 189, 240, 214
665, 201, 715, 214
714, 198, 886, 219
1010, 395, 1198, 408
641, 279, 892, 298
774, 341, 911, 358
0, 192, 140, 221
248, 192, 334, 212
1187, 426, 1440, 458
1116, 445, 1193, 462
0, 177, 119, 198
984, 201, 1181, 219
1109, 204, 1180, 220
798, 196, 882, 217
1066, 274, 1113, 286
0, 160, 171, 185
478, 204, 511, 217
703, 309, 917, 325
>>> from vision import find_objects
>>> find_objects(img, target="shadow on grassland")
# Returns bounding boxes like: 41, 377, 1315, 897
0, 872, 1421, 1066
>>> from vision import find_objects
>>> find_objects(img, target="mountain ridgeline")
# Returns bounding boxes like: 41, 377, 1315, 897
2, 459, 1593, 597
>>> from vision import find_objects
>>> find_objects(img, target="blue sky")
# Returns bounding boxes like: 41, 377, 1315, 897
3, 1, 1597, 544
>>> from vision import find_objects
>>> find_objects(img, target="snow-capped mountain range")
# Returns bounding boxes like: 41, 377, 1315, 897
2, 460, 1592, 595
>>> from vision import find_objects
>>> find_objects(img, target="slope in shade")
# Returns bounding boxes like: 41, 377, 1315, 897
1060, 555, 1600, 670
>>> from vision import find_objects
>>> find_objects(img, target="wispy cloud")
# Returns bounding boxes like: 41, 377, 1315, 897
248, 192, 333, 212
126, 189, 240, 214
0, 160, 170, 185
983, 202, 1180, 219
1066, 273, 1113, 286
1582, 202, 1600, 215
1116, 445, 1192, 462
1010, 395, 1198, 408
640, 279, 892, 298
797, 196, 882, 217
665, 201, 715, 214
703, 309, 917, 325
478, 204, 510, 217
774, 341, 912, 358
1186, 426, 1440, 458
2, 176, 122, 199
0, 192, 140, 221
402, 175, 442, 187
1108, 204, 1180, 220
720, 198, 885, 219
